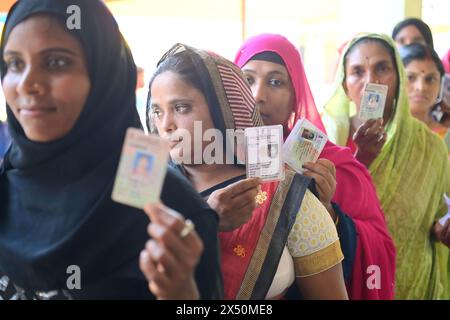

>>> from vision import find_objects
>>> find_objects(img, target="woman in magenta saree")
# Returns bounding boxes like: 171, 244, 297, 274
235, 33, 396, 300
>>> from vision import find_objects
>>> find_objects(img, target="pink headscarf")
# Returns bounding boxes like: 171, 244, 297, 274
235, 34, 396, 300
235, 34, 325, 137
443, 49, 450, 74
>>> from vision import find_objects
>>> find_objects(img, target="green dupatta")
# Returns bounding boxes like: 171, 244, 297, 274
322, 33, 450, 299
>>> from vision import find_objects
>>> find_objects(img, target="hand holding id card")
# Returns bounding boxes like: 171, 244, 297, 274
438, 194, 450, 227
282, 118, 328, 174
439, 74, 450, 107
432, 75, 450, 123
359, 83, 388, 120
112, 128, 170, 209
245, 125, 284, 182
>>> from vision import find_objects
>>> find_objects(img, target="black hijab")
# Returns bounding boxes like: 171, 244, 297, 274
0, 0, 222, 299
0, 0, 146, 292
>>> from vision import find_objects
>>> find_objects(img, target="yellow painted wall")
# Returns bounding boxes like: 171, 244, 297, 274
404, 0, 423, 17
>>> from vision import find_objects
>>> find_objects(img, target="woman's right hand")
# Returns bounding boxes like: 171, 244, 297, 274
353, 119, 386, 167
207, 177, 262, 232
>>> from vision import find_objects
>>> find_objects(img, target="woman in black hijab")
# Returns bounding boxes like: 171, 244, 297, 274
0, 0, 222, 300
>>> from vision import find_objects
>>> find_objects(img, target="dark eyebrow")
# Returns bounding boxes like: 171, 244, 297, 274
3, 50, 20, 57
349, 59, 391, 69
168, 98, 194, 105
348, 63, 364, 69
150, 99, 195, 107
40, 48, 78, 56
241, 68, 256, 74
375, 59, 392, 66
267, 70, 288, 77
242, 68, 287, 77
4, 47, 78, 57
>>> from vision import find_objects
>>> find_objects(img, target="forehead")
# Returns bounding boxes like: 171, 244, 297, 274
405, 58, 439, 73
397, 25, 423, 38
345, 41, 394, 66
243, 59, 289, 76
4, 14, 80, 51
151, 71, 205, 99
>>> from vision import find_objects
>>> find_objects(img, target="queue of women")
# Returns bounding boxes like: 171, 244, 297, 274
0, 0, 449, 300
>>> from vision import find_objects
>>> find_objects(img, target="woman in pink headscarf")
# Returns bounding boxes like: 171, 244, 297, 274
235, 34, 396, 300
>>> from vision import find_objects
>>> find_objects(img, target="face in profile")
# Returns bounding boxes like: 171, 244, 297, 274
242, 60, 295, 126
150, 70, 215, 165
343, 41, 398, 118
405, 59, 441, 116
2, 14, 91, 143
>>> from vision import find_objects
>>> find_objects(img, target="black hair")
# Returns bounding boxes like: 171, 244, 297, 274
250, 51, 286, 67
392, 18, 434, 48
146, 52, 204, 132
399, 43, 445, 77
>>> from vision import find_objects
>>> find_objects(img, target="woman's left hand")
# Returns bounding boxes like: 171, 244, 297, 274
139, 202, 204, 300
433, 219, 450, 248
302, 159, 337, 220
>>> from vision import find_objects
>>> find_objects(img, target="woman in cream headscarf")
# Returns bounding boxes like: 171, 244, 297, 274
322, 33, 450, 299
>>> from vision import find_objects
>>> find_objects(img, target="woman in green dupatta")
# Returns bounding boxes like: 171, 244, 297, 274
322, 33, 450, 299
147, 44, 348, 299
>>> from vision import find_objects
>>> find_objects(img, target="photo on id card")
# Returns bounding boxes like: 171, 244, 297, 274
282, 118, 328, 174
112, 128, 170, 209
245, 125, 284, 182
359, 83, 388, 120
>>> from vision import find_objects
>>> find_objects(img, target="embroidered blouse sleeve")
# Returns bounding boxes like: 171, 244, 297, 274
287, 189, 344, 277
